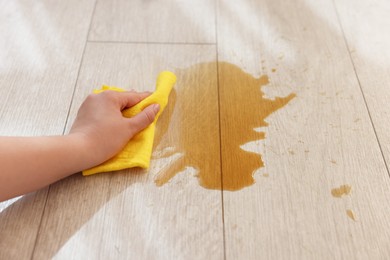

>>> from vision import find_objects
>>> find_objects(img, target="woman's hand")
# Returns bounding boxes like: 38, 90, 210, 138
69, 90, 160, 165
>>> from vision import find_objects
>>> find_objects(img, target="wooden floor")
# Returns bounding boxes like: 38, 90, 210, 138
1, 0, 390, 259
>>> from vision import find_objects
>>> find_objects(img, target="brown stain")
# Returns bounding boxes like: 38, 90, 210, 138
346, 209, 356, 221
153, 62, 221, 189
331, 185, 351, 198
271, 68, 277, 73
153, 62, 295, 191
219, 62, 295, 190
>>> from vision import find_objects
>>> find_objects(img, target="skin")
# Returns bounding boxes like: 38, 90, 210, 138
0, 90, 160, 202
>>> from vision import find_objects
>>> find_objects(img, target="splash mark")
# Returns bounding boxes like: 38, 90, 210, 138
346, 209, 356, 221
153, 62, 295, 191
331, 185, 351, 198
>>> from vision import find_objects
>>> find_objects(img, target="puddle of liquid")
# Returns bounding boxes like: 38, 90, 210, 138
331, 185, 351, 198
153, 62, 221, 189
153, 62, 295, 191
219, 62, 295, 190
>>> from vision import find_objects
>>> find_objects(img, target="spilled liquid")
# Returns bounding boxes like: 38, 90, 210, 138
331, 185, 351, 198
346, 209, 356, 221
152, 62, 295, 191
153, 62, 221, 189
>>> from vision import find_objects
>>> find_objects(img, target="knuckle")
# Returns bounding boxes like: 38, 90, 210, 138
129, 92, 142, 102
134, 96, 143, 105
143, 109, 155, 123
100, 90, 115, 98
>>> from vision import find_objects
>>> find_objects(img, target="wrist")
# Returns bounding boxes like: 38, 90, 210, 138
64, 133, 97, 171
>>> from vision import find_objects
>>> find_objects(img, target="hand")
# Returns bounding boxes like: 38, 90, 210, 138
69, 90, 160, 165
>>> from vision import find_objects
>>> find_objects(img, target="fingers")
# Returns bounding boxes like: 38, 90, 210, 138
119, 91, 152, 110
128, 104, 160, 136
99, 90, 152, 110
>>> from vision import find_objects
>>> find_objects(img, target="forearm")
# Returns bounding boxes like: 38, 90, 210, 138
0, 90, 159, 202
0, 135, 92, 201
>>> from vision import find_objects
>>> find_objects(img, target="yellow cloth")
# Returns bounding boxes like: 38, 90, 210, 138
82, 71, 176, 176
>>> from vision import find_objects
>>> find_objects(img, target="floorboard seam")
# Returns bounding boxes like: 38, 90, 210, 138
215, 0, 227, 259
332, 0, 390, 179
29, 0, 100, 258
87, 40, 216, 45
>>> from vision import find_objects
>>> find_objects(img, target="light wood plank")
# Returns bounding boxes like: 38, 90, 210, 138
0, 191, 48, 260
89, 0, 216, 43
217, 0, 390, 258
3, 1, 390, 258
334, 0, 390, 172
0, 1, 96, 259
32, 43, 224, 259
0, 0, 95, 136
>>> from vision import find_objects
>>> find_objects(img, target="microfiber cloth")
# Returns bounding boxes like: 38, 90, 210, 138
83, 71, 176, 176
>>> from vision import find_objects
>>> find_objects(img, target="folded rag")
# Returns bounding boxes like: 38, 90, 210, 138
82, 71, 176, 176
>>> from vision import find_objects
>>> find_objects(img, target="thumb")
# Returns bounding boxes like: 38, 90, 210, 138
128, 104, 160, 136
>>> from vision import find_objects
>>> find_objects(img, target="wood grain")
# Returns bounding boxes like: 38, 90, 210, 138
32, 43, 224, 259
1, 0, 390, 259
89, 0, 216, 43
334, 0, 390, 172
0, 1, 95, 259
217, 0, 390, 258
